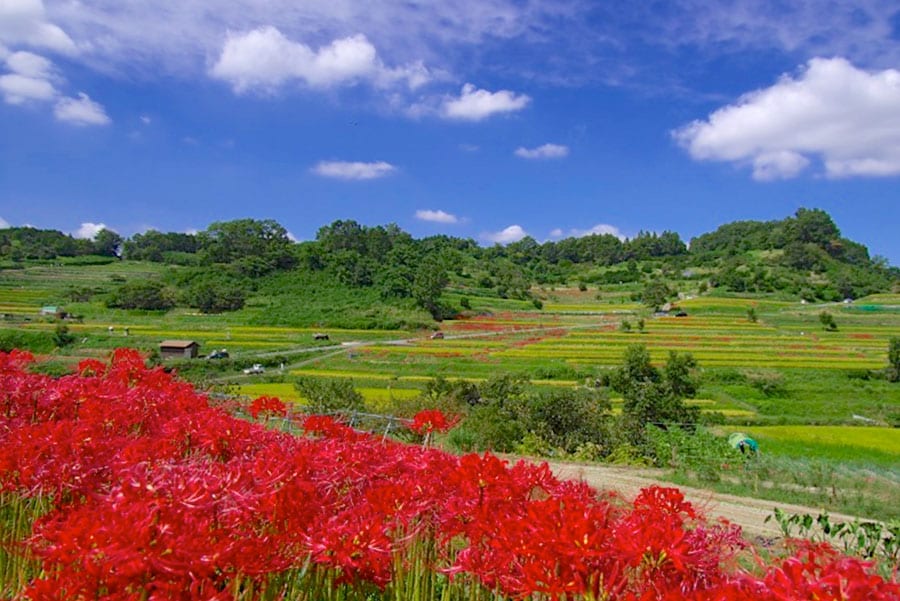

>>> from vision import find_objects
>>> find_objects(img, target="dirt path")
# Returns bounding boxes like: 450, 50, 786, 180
542, 460, 863, 540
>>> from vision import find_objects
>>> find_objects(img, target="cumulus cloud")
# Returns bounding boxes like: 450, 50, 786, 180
563, 223, 626, 240
0, 0, 77, 54
0, 216, 10, 229
514, 143, 569, 159
73, 222, 106, 239
1, 50, 110, 123
0, 71, 53, 103
415, 209, 458, 224
54, 92, 111, 125
211, 27, 429, 94
441, 83, 530, 121
312, 160, 396, 180
0, 50, 56, 103
673, 58, 900, 179
484, 225, 527, 244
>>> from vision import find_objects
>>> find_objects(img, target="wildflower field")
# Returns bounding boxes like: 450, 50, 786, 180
2, 350, 898, 600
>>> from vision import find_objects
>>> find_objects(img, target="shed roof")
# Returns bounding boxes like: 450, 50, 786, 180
159, 340, 199, 349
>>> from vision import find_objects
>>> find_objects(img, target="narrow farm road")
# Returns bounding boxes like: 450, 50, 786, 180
541, 460, 864, 540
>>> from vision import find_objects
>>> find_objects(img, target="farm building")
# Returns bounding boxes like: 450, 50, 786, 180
159, 340, 200, 359
39, 305, 67, 319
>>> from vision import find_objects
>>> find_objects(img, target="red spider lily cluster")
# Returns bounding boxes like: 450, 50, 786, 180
409, 409, 460, 436
1, 349, 897, 600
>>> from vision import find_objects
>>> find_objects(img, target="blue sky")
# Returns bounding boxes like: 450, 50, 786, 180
1, 1, 900, 264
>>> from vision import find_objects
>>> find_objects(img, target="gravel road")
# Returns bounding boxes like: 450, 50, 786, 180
543, 460, 863, 540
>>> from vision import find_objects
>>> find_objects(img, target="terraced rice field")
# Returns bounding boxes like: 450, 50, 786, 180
744, 425, 900, 467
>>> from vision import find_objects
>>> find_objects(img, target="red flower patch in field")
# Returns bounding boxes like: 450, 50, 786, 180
1, 348, 897, 601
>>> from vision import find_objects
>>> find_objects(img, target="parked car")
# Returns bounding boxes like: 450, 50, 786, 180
430, 331, 444, 339
243, 363, 265, 375
207, 349, 229, 359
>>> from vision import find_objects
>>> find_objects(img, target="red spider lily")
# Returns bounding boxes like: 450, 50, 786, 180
409, 409, 460, 436
248, 395, 287, 420
2, 349, 899, 601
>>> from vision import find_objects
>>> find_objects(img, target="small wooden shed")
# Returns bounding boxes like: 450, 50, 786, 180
159, 340, 200, 359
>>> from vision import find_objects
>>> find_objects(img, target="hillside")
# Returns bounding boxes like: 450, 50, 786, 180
1, 209, 896, 333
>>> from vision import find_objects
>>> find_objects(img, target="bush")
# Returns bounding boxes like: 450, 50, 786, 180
53, 324, 75, 348
0, 329, 54, 353
293, 377, 364, 414
107, 279, 175, 311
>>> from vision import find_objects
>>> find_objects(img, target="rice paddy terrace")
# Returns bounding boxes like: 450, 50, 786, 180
1, 263, 898, 427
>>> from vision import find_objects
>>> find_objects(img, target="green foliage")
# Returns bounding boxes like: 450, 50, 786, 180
888, 337, 900, 382
123, 230, 199, 261
609, 345, 701, 446
107, 279, 175, 311
198, 219, 296, 274
766, 508, 899, 575
663, 351, 699, 397
519, 387, 611, 454
747, 307, 757, 322
641, 279, 673, 310
434, 373, 613, 455
52, 324, 75, 348
646, 426, 741, 481
819, 310, 838, 331
183, 275, 248, 313
0, 329, 54, 353
92, 228, 123, 258
412, 256, 450, 319
293, 377, 365, 414
0, 226, 95, 260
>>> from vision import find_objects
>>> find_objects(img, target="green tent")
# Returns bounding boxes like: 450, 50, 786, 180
728, 432, 759, 454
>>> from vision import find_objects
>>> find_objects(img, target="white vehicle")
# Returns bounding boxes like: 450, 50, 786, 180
243, 363, 265, 375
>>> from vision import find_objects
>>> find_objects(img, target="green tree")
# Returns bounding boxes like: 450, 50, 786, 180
53, 323, 75, 348
294, 377, 364, 414
187, 278, 247, 313
93, 228, 123, 257
641, 279, 673, 310
521, 387, 611, 454
107, 280, 175, 311
198, 219, 295, 273
819, 311, 838, 331
747, 307, 758, 322
610, 345, 700, 446
412, 256, 449, 319
663, 351, 699, 398
888, 337, 900, 382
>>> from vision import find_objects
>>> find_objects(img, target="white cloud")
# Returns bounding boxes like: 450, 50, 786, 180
54, 92, 110, 125
514, 143, 569, 159
484, 225, 527, 244
73, 222, 106, 239
673, 58, 900, 179
0, 49, 57, 103
0, 72, 53, 103
0, 216, 9, 229
211, 27, 429, 94
312, 160, 396, 180
139, 114, 151, 124
415, 209, 458, 224
0, 0, 77, 54
441, 83, 530, 121
571, 224, 626, 240
549, 228, 563, 238
752, 151, 811, 181
6, 50, 51, 77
